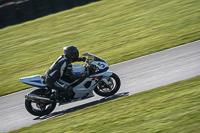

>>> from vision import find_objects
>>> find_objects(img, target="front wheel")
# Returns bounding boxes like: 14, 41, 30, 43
94, 73, 121, 97
25, 89, 56, 116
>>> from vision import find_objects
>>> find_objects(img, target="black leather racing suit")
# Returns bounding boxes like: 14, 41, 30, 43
44, 55, 85, 92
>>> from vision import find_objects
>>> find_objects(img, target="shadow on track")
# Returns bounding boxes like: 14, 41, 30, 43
34, 92, 129, 120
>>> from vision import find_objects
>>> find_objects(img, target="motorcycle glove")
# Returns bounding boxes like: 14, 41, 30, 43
78, 57, 86, 62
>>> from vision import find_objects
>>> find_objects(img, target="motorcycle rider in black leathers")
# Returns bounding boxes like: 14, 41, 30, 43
44, 46, 86, 100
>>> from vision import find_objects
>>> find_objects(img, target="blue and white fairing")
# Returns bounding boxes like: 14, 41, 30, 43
19, 75, 46, 88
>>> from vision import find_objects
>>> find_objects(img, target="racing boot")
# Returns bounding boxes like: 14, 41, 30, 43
50, 92, 58, 101
59, 86, 74, 100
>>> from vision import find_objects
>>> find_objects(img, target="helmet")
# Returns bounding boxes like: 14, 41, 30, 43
63, 46, 79, 62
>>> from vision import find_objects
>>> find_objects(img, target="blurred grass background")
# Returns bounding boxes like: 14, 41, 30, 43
0, 0, 200, 96
11, 76, 200, 133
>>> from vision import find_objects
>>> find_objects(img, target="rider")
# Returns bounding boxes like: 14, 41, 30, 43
44, 46, 86, 100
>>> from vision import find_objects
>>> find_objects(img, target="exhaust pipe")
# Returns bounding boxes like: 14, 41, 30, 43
25, 94, 55, 103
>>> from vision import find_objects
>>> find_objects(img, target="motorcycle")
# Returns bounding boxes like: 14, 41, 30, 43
20, 53, 121, 116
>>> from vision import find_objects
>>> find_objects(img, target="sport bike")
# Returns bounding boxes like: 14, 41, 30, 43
20, 53, 121, 116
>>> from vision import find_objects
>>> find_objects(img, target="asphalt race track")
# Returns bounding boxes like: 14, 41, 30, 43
0, 40, 200, 133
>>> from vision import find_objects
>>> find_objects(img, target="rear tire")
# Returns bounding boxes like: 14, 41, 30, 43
94, 73, 121, 97
25, 89, 56, 116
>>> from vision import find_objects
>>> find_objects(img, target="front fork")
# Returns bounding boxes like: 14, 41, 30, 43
102, 78, 109, 85
98, 71, 113, 88
102, 71, 113, 85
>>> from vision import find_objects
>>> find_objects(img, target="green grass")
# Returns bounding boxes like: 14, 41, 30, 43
10, 76, 200, 133
0, 0, 200, 96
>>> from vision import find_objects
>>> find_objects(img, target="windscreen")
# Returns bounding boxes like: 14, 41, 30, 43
83, 53, 106, 62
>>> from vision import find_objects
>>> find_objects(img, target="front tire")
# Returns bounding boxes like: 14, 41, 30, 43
25, 89, 56, 116
94, 73, 121, 97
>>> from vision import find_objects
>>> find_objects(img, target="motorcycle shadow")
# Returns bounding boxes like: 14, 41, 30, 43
34, 92, 129, 120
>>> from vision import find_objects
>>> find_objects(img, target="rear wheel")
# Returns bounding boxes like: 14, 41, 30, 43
25, 89, 56, 116
94, 73, 121, 97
